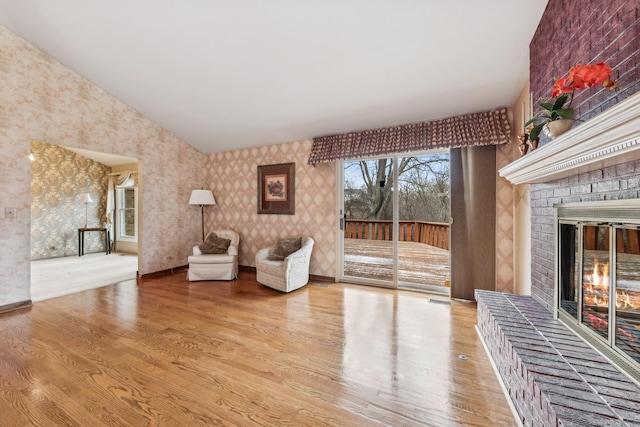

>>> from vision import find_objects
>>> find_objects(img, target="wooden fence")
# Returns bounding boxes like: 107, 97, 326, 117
344, 219, 449, 250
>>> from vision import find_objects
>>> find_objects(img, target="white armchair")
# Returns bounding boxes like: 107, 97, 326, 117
255, 237, 314, 292
188, 230, 239, 281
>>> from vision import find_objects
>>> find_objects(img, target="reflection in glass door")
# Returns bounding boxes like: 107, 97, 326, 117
340, 152, 451, 293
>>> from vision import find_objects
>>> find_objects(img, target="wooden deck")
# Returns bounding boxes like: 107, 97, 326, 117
343, 238, 450, 288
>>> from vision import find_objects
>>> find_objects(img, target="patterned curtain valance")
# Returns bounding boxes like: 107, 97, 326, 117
308, 108, 511, 165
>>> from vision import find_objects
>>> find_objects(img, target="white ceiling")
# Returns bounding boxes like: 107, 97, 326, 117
63, 146, 138, 167
1, 1, 548, 155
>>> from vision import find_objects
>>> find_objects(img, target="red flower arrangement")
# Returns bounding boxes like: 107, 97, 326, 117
525, 63, 618, 143
551, 63, 618, 97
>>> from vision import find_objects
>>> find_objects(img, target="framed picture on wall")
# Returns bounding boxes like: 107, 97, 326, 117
257, 162, 295, 214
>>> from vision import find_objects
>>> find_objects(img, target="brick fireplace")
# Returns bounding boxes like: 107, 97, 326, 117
526, 0, 640, 312
530, 160, 640, 315
555, 199, 640, 380
503, 89, 640, 311
477, 1, 640, 424
486, 86, 640, 425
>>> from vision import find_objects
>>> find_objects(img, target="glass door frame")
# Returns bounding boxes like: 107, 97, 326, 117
336, 149, 451, 294
337, 154, 399, 289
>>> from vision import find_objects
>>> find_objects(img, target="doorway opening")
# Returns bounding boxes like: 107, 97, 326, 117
30, 141, 140, 301
339, 151, 450, 294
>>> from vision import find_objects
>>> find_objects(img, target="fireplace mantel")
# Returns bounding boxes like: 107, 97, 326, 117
500, 91, 640, 185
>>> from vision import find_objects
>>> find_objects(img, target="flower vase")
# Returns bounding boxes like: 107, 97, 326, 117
544, 119, 573, 138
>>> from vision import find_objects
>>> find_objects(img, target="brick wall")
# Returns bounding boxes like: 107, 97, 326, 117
530, 160, 640, 310
530, 0, 640, 131
528, 0, 640, 309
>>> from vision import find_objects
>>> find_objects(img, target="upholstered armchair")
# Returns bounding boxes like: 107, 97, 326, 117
188, 230, 239, 281
255, 237, 314, 292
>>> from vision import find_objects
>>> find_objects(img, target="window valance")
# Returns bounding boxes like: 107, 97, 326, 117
109, 171, 138, 188
308, 108, 511, 165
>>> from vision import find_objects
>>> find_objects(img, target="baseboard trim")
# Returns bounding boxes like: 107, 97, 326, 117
140, 265, 335, 283
239, 265, 256, 273
239, 265, 334, 283
138, 265, 188, 279
310, 274, 334, 283
0, 300, 33, 314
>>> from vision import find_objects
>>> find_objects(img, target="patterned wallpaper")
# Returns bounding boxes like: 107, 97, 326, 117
207, 140, 336, 278
0, 26, 207, 306
509, 84, 533, 296
0, 22, 514, 307
208, 137, 512, 285
495, 141, 515, 293
30, 141, 110, 259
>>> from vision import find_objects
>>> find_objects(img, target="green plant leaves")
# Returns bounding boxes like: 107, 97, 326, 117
524, 117, 539, 127
540, 102, 554, 111
552, 94, 569, 111
529, 123, 545, 143
524, 94, 574, 142
555, 108, 574, 119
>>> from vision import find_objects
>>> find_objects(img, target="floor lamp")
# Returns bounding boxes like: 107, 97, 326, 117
83, 193, 93, 228
189, 189, 216, 241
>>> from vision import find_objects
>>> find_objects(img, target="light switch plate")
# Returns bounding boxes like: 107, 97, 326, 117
5, 207, 15, 219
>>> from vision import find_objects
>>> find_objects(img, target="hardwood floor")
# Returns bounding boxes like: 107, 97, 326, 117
0, 271, 515, 426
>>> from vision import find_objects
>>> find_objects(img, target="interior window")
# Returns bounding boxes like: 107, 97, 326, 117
116, 187, 137, 241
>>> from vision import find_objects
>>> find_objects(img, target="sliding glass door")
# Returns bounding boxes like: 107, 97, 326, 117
341, 157, 395, 284
397, 154, 450, 292
339, 152, 450, 293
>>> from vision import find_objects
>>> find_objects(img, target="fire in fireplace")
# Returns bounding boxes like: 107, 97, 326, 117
556, 201, 640, 382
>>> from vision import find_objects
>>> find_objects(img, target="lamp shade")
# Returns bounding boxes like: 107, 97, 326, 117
83, 193, 94, 203
189, 189, 216, 206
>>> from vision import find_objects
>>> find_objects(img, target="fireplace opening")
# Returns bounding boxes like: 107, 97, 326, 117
556, 201, 640, 383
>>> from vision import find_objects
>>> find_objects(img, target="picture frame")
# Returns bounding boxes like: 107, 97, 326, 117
257, 162, 295, 214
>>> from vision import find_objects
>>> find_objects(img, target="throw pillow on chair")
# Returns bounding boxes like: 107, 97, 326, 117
256, 236, 314, 292
188, 230, 239, 281
199, 233, 231, 254
270, 237, 302, 261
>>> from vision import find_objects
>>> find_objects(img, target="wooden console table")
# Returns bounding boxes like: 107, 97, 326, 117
78, 227, 111, 256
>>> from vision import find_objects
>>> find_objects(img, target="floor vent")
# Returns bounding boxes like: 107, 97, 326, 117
428, 299, 452, 305
310, 282, 330, 287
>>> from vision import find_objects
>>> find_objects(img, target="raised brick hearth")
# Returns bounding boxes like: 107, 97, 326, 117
476, 290, 640, 426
